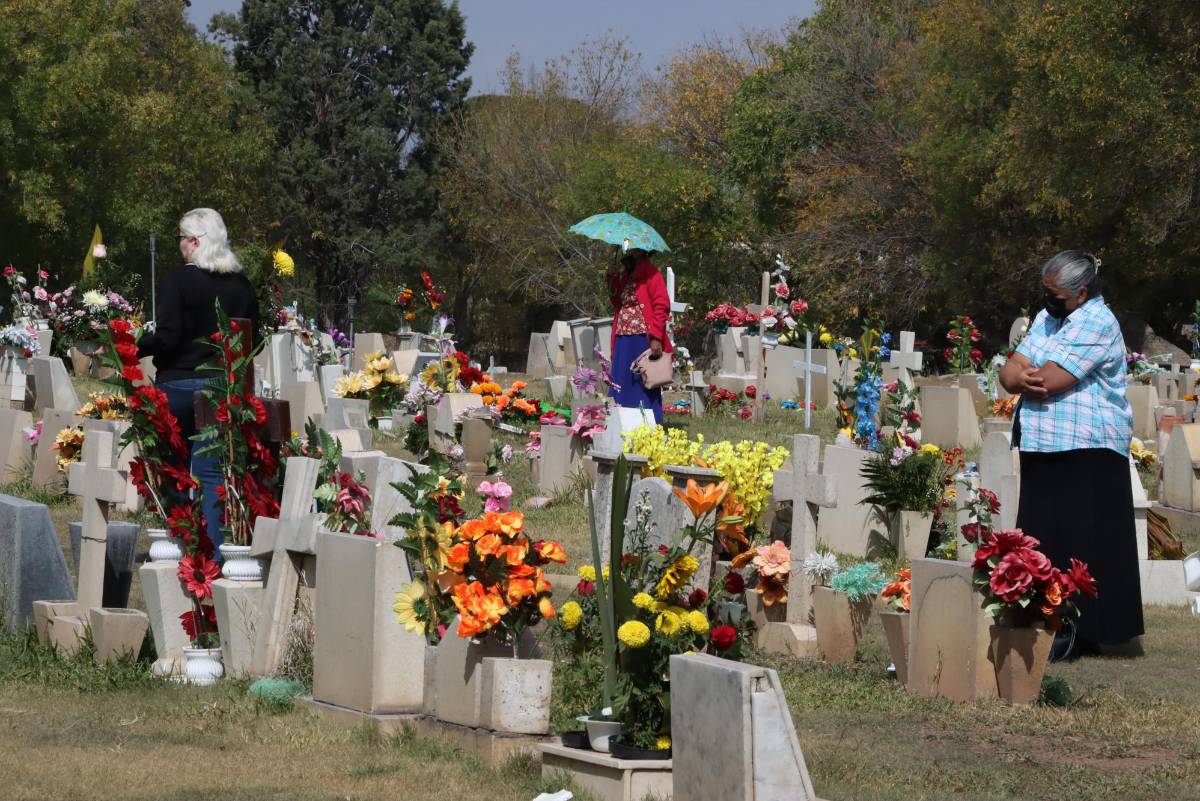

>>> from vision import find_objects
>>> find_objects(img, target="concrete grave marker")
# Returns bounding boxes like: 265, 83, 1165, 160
920, 384, 982, 449
1127, 384, 1160, 442
29, 356, 79, 415
0, 493, 74, 633
524, 332, 554, 379
888, 331, 923, 389
1162, 423, 1200, 512
429, 392, 484, 455
0, 407, 33, 482
537, 425, 582, 496
353, 332, 387, 372
906, 558, 997, 701
814, 444, 878, 557
280, 380, 324, 428
791, 331, 827, 430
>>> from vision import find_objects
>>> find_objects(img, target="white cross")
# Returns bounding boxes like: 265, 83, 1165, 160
792, 331, 827, 430
782, 434, 837, 626
249, 456, 324, 677
888, 331, 923, 389
67, 430, 128, 610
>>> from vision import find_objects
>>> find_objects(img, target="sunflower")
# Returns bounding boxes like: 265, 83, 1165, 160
655, 554, 700, 600
393, 580, 427, 634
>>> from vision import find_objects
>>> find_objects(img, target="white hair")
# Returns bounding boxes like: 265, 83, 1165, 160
179, 208, 242, 274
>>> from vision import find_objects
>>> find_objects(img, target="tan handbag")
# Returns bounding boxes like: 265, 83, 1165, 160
632, 348, 674, 390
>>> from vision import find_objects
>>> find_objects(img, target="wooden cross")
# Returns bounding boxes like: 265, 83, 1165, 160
792, 331, 827, 430
249, 455, 323, 677
783, 434, 836, 627
67, 430, 129, 610
889, 331, 923, 390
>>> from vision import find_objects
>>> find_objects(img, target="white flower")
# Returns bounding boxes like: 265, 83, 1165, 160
82, 290, 109, 310
92, 244, 107, 259
500, 444, 513, 463
802, 552, 839, 584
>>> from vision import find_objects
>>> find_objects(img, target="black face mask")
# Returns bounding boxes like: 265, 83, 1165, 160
1043, 292, 1069, 320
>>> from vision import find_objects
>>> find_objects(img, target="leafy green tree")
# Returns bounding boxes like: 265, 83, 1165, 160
215, 0, 472, 329
0, 0, 271, 292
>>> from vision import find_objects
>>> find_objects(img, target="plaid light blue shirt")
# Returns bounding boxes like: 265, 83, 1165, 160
1015, 297, 1132, 455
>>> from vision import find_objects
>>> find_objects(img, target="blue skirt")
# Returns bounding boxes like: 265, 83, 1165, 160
611, 334, 664, 424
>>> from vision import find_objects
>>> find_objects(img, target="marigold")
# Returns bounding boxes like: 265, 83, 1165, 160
618, 620, 651, 648
685, 610, 709, 635
656, 610, 683, 636
578, 565, 597, 582
632, 592, 655, 610
560, 600, 583, 630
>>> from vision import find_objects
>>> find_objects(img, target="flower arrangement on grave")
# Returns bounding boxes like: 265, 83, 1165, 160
333, 351, 410, 419
420, 270, 446, 313
663, 398, 691, 416
1130, 438, 1156, 472
704, 302, 759, 334
51, 426, 85, 474
730, 540, 790, 606
315, 471, 375, 537
880, 567, 911, 612
704, 384, 741, 415
567, 404, 608, 445
958, 486, 1001, 547
402, 413, 431, 456
58, 288, 137, 348
3, 265, 57, 325
861, 440, 954, 518
991, 396, 1019, 419
971, 529, 1098, 629
0, 323, 39, 357
1125, 352, 1164, 384
391, 458, 469, 644
882, 380, 921, 434
193, 303, 281, 546
621, 424, 706, 478
803, 552, 887, 601
77, 391, 130, 420
802, 551, 839, 587
944, 315, 983, 373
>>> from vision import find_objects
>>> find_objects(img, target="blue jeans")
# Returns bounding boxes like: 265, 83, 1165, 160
159, 378, 224, 558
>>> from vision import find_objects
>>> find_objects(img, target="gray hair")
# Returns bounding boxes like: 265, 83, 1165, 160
179, 208, 242, 274
1041, 250, 1101, 296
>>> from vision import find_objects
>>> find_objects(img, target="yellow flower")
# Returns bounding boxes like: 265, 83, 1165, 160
838, 427, 853, 440
819, 331, 833, 345
368, 355, 393, 374
686, 610, 709, 635
272, 249, 295, 278
632, 592, 655, 610
392, 580, 427, 635
560, 601, 583, 631
920, 443, 940, 455
656, 610, 683, 636
946, 486, 958, 501
602, 565, 611, 581
617, 620, 651, 648
385, 371, 408, 386
577, 565, 596, 582
656, 554, 700, 600
363, 372, 383, 390
655, 736, 672, 750
848, 347, 858, 360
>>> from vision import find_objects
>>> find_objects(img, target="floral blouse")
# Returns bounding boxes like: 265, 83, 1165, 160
614, 280, 648, 336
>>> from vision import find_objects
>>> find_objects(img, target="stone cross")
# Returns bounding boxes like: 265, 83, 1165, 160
888, 330, 923, 389
792, 331, 827, 430
249, 456, 324, 677
67, 430, 128, 611
782, 434, 837, 627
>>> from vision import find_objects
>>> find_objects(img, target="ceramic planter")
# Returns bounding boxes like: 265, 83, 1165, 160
896, 510, 934, 561
878, 610, 911, 685
219, 543, 265, 582
812, 585, 873, 664
147, 528, 182, 564
580, 716, 625, 753
183, 647, 224, 686
990, 624, 1053, 705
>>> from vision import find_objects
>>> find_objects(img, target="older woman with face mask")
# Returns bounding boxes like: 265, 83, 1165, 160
999, 250, 1141, 660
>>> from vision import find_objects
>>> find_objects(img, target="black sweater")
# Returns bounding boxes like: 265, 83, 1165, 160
137, 263, 260, 382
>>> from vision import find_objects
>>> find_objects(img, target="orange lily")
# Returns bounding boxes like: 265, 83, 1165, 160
672, 479, 728, 518
758, 574, 788, 607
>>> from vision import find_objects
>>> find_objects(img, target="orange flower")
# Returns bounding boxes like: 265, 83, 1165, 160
457, 518, 488, 542
508, 562, 535, 580
538, 596, 556, 619
448, 542, 471, 572
758, 574, 788, 607
672, 479, 728, 518
488, 511, 524, 538
512, 380, 527, 391
880, 568, 912, 612
514, 398, 538, 415
717, 497, 749, 554
536, 539, 566, 564
452, 581, 508, 637
1043, 578, 1064, 608
501, 541, 529, 566
475, 533, 503, 558
504, 578, 537, 605
534, 567, 552, 594
494, 396, 510, 413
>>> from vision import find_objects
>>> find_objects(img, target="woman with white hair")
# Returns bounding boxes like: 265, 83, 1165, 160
138, 208, 260, 554
999, 250, 1141, 660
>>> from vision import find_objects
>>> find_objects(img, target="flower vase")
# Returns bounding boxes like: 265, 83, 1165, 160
579, 715, 624, 754
147, 528, 182, 564
879, 610, 910, 685
812, 585, 872, 664
183, 647, 224, 686
894, 510, 934, 561
219, 544, 264, 582
990, 623, 1053, 705
398, 320, 412, 335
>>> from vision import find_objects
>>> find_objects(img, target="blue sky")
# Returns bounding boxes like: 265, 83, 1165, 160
186, 0, 815, 93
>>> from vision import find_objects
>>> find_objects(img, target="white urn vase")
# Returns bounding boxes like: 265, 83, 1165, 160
147, 528, 183, 563
219, 543, 264, 582
183, 647, 224, 686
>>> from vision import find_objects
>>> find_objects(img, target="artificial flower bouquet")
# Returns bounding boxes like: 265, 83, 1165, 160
334, 351, 410, 419
50, 426, 85, 474
861, 439, 954, 517
945, 315, 983, 374
1125, 351, 1165, 384
729, 539, 790, 607
704, 302, 759, 334
991, 396, 1019, 419
0, 323, 40, 357
880, 567, 911, 612
77, 391, 130, 420
971, 529, 1097, 629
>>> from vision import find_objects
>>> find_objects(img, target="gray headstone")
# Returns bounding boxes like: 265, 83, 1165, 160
29, 356, 80, 415
0, 493, 74, 632
622, 476, 710, 590
671, 653, 817, 801
68, 521, 139, 609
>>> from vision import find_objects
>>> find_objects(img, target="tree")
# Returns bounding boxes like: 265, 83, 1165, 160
215, 0, 472, 329
0, 0, 271, 289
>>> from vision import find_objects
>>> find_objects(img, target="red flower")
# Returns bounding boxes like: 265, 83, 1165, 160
122, 365, 144, 382
738, 407, 753, 420
179, 605, 217, 640
970, 348, 983, 363
974, 529, 1040, 567
178, 553, 220, 600
248, 395, 267, 426
978, 488, 1001, 513
109, 319, 133, 336
710, 625, 738, 651
961, 522, 982, 544
988, 552, 1034, 602
576, 579, 594, 596
115, 341, 139, 365
1013, 547, 1054, 582
160, 462, 199, 493
437, 494, 464, 524
724, 571, 745, 595
744, 386, 757, 399
1068, 558, 1099, 598
687, 588, 707, 609
414, 415, 425, 425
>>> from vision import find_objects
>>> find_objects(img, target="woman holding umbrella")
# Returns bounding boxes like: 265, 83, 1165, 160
570, 212, 674, 423
606, 247, 672, 423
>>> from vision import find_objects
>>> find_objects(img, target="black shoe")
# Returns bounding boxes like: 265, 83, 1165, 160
1049, 618, 1078, 663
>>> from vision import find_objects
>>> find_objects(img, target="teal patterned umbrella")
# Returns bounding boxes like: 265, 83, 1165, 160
569, 212, 670, 253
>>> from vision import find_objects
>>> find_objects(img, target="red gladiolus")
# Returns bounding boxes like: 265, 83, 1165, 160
122, 365, 143, 382
1068, 558, 1099, 598
988, 552, 1034, 602
179, 553, 220, 600
724, 571, 745, 595
710, 625, 738, 651
576, 579, 594, 596
115, 342, 139, 365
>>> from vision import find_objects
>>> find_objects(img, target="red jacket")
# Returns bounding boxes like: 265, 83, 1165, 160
607, 257, 674, 355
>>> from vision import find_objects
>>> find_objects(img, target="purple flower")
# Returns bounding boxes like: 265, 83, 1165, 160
571, 367, 598, 396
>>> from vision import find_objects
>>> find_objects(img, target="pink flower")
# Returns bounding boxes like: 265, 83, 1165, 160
92, 244, 107, 259
3, 266, 14, 278
751, 540, 790, 577
33, 286, 47, 301
738, 406, 753, 420
37, 270, 48, 281
790, 299, 808, 316
774, 282, 790, 299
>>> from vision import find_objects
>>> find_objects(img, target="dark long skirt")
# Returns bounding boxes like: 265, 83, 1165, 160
610, 333, 664, 424
1016, 448, 1144, 646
